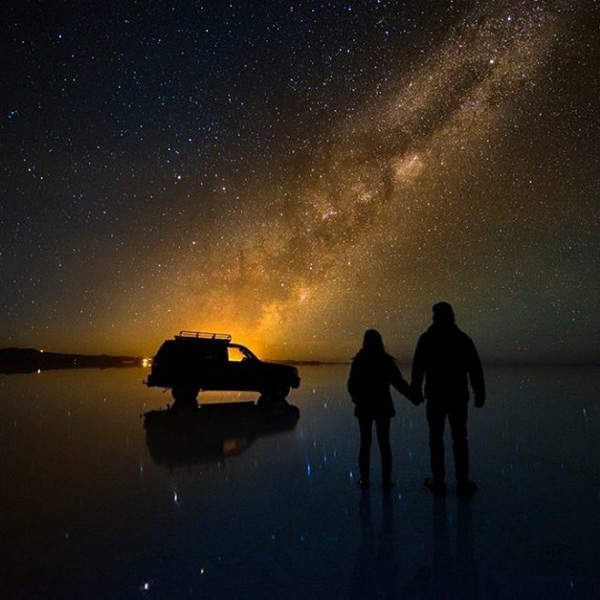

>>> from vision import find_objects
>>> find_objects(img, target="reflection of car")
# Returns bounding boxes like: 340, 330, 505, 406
143, 401, 300, 468
145, 331, 300, 404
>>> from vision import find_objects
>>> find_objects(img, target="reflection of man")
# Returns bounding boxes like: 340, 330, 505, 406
430, 495, 477, 597
411, 302, 485, 496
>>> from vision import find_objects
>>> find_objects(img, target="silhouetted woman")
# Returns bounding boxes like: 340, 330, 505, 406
348, 329, 413, 489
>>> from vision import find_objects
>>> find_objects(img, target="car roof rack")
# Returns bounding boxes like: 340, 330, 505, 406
176, 330, 232, 341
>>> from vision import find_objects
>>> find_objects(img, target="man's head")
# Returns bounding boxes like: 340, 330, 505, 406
432, 302, 455, 325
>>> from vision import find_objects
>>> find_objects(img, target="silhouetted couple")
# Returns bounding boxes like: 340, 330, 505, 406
347, 302, 485, 496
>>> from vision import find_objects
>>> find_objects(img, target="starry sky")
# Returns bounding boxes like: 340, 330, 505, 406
2, 0, 599, 363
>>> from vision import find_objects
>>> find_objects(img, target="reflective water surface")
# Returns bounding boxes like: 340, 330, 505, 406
1, 365, 599, 598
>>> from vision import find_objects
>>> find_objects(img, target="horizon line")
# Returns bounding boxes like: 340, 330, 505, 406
0, 347, 598, 368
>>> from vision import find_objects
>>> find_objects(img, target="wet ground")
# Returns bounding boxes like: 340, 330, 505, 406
1, 364, 599, 598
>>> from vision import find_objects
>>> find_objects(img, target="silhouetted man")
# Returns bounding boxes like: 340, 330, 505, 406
411, 302, 485, 496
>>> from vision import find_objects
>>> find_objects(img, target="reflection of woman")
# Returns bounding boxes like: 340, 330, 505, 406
348, 329, 413, 489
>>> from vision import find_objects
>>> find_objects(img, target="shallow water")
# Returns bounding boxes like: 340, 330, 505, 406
1, 365, 599, 599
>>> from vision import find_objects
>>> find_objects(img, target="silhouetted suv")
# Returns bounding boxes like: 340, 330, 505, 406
145, 331, 300, 405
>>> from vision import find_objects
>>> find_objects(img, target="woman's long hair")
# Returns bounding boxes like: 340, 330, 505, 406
361, 329, 386, 355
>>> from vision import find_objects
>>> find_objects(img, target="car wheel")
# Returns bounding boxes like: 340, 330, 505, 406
276, 385, 290, 400
258, 384, 290, 404
171, 385, 200, 405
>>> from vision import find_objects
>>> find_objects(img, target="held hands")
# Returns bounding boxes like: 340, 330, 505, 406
410, 387, 425, 406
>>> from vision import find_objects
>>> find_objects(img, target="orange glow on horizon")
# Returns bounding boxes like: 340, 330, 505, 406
182, 322, 268, 359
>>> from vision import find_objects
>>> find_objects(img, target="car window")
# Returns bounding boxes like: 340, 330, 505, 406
228, 346, 247, 362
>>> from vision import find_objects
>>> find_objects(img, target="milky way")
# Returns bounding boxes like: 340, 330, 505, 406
2, 0, 599, 362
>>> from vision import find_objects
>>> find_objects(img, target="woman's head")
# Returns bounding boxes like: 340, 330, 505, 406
362, 329, 385, 354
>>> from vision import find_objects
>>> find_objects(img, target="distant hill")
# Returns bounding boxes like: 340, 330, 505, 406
0, 347, 146, 374
267, 359, 350, 366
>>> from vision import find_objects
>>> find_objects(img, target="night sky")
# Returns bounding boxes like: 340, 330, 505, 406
3, 0, 599, 362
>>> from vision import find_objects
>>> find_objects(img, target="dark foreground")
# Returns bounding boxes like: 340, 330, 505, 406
0, 365, 599, 598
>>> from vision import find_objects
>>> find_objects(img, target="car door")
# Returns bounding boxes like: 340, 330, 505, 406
225, 345, 261, 391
